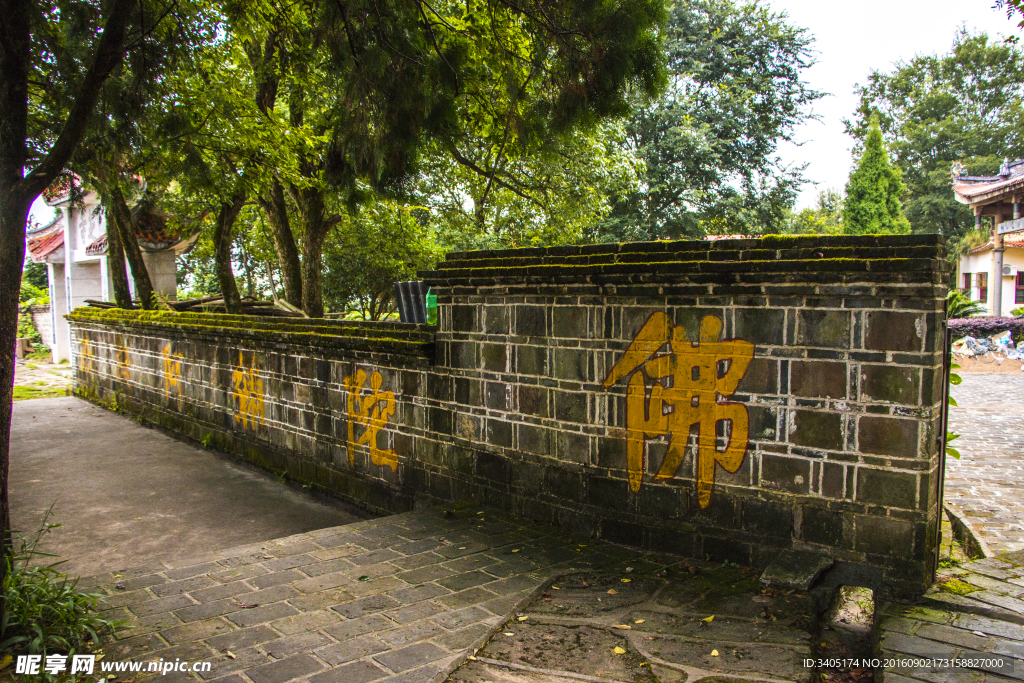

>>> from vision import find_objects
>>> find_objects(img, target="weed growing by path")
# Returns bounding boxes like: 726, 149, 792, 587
0, 510, 121, 670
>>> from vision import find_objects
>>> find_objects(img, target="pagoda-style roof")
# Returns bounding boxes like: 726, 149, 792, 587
26, 214, 65, 263
953, 159, 1024, 207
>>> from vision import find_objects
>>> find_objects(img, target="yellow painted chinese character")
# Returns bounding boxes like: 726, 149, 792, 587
78, 335, 94, 372
231, 352, 264, 429
603, 313, 755, 508
161, 344, 183, 396
344, 368, 398, 472
115, 341, 131, 381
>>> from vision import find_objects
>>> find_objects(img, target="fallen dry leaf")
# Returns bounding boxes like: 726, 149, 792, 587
613, 647, 626, 655
517, 616, 528, 621
621, 578, 631, 583
711, 650, 719, 657
504, 632, 514, 636
634, 619, 645, 624
613, 625, 631, 630
702, 616, 714, 623
511, 549, 521, 553
225, 651, 236, 660
607, 589, 618, 595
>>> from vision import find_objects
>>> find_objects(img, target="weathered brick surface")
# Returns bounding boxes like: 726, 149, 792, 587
96, 509, 637, 683
69, 235, 948, 598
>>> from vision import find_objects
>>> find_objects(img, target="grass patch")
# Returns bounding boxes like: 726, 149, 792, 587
24, 347, 52, 362
12, 386, 67, 401
0, 510, 122, 677
939, 578, 977, 595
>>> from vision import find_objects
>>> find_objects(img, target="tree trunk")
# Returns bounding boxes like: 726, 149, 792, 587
257, 179, 302, 305
108, 185, 155, 309
213, 195, 245, 314
296, 188, 334, 319
0, 0, 133, 631
101, 192, 134, 308
0, 196, 32, 632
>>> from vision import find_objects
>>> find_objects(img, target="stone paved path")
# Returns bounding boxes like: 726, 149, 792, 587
91, 508, 629, 683
91, 507, 819, 683
879, 551, 1024, 683
947, 374, 1024, 554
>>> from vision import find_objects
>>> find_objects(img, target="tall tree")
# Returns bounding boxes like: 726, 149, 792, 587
846, 31, 1024, 243
0, 0, 160, 620
842, 117, 911, 235
223, 0, 666, 316
593, 0, 820, 241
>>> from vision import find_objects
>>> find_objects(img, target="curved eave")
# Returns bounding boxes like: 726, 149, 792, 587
953, 175, 1024, 206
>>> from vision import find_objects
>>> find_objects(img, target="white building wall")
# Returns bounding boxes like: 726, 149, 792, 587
47, 262, 70, 363
141, 250, 177, 301
958, 247, 1024, 316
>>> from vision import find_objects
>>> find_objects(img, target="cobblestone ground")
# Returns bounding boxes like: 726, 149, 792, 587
92, 507, 820, 683
947, 374, 1024, 554
879, 550, 1024, 683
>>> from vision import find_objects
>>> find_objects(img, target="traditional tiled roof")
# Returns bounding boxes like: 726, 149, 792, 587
26, 214, 65, 262
27, 213, 62, 236
83, 210, 198, 255
953, 159, 1024, 205
85, 233, 108, 256
967, 233, 1024, 254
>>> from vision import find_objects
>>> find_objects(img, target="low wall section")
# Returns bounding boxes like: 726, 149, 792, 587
68, 234, 949, 598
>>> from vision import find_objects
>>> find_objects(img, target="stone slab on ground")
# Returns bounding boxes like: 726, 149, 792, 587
446, 560, 817, 683
947, 374, 1024, 555
878, 553, 1024, 683
9, 397, 365, 576
94, 507, 823, 683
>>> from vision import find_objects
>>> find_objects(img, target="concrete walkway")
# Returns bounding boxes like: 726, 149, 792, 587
947, 374, 1024, 555
10, 397, 365, 576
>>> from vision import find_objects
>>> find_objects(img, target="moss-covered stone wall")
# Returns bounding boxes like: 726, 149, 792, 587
68, 234, 949, 599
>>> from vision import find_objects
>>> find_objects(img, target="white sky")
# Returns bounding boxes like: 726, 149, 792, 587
27, 1, 1019, 223
769, 0, 1017, 208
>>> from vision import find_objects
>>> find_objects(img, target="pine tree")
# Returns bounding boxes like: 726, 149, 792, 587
843, 117, 911, 234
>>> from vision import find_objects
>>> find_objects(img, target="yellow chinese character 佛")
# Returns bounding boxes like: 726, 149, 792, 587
603, 313, 754, 508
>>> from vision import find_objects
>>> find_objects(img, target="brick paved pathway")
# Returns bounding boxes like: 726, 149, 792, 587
879, 551, 1024, 683
90, 507, 643, 683
947, 374, 1024, 554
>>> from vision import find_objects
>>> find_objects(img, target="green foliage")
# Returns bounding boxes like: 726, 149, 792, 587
22, 261, 48, 291
323, 200, 441, 319
1, 512, 120, 666
842, 117, 911, 235
846, 31, 1024, 241
593, 0, 821, 241
947, 290, 987, 318
782, 189, 844, 234
947, 363, 961, 461
420, 124, 642, 251
1012, 306, 1024, 316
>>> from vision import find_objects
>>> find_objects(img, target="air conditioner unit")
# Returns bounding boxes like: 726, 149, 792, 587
1003, 265, 1017, 276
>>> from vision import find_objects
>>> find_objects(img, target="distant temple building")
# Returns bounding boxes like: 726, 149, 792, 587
27, 181, 195, 362
953, 159, 1024, 317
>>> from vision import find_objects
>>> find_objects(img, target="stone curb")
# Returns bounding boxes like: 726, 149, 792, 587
944, 503, 993, 560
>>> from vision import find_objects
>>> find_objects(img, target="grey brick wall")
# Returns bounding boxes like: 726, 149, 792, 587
68, 234, 949, 599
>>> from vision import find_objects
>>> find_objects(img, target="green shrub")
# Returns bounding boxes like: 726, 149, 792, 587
0, 512, 120, 667
947, 290, 986, 318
